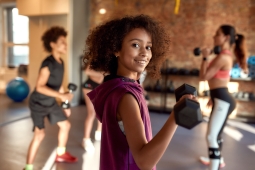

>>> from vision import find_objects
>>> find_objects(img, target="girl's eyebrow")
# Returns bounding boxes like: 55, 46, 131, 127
129, 38, 152, 44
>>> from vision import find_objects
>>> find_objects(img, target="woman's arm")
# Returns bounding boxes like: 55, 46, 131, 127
84, 67, 104, 78
200, 56, 227, 80
118, 93, 181, 170
199, 48, 226, 81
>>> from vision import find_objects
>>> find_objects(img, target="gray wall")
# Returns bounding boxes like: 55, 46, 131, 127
71, 0, 90, 106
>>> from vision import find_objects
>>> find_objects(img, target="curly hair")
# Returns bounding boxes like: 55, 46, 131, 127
41, 26, 67, 53
84, 15, 170, 79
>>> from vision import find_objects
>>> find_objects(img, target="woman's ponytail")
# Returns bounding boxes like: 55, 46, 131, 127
234, 34, 248, 71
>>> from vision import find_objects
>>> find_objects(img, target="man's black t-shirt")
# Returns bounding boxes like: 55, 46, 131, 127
29, 55, 64, 107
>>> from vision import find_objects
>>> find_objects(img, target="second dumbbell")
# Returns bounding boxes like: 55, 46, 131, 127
193, 46, 221, 56
61, 83, 77, 109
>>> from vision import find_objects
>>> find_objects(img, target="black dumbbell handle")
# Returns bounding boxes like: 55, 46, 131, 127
64, 90, 74, 104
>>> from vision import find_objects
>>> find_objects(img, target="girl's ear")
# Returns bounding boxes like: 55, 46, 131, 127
114, 51, 120, 57
225, 35, 230, 43
50, 42, 55, 50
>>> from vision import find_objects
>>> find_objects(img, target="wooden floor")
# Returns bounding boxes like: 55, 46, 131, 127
0, 94, 255, 170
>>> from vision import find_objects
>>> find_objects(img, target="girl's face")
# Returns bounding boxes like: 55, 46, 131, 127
115, 28, 152, 79
50, 36, 67, 54
213, 28, 228, 47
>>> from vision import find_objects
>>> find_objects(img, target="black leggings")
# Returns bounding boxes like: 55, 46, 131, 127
207, 88, 236, 169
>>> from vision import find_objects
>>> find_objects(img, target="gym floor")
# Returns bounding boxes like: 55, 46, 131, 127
0, 94, 255, 170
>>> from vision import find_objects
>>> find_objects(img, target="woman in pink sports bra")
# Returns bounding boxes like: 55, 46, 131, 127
199, 25, 248, 170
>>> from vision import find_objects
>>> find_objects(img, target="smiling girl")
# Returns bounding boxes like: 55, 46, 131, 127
84, 15, 197, 170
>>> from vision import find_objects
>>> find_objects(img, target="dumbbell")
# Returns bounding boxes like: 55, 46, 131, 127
144, 85, 152, 92
249, 93, 255, 101
61, 83, 77, 109
203, 90, 210, 96
154, 80, 162, 92
193, 46, 221, 56
167, 67, 179, 75
243, 92, 250, 100
178, 68, 190, 75
190, 68, 200, 76
160, 68, 167, 75
166, 81, 175, 93
173, 84, 203, 129
236, 92, 243, 99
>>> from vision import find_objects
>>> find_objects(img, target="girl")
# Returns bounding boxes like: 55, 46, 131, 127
199, 25, 248, 170
24, 26, 77, 170
82, 67, 104, 152
84, 15, 197, 170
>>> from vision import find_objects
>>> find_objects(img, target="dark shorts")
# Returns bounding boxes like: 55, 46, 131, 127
83, 78, 100, 90
29, 96, 67, 131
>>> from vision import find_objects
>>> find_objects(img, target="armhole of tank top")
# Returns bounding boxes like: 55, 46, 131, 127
117, 90, 140, 135
118, 121, 125, 135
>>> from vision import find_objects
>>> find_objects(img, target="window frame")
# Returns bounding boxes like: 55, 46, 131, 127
0, 2, 29, 67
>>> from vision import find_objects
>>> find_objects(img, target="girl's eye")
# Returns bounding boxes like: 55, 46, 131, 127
147, 46, 152, 50
132, 43, 139, 48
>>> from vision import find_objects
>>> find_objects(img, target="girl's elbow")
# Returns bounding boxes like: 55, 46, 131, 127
199, 75, 207, 81
136, 158, 154, 170
36, 85, 44, 93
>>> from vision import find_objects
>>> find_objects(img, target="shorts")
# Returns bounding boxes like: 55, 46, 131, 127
29, 98, 67, 131
83, 78, 100, 90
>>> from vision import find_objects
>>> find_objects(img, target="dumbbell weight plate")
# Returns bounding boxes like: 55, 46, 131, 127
154, 81, 162, 92
249, 93, 255, 101
68, 83, 77, 91
173, 98, 203, 129
145, 85, 152, 92
194, 48, 200, 56
243, 92, 249, 100
213, 46, 221, 55
174, 84, 197, 102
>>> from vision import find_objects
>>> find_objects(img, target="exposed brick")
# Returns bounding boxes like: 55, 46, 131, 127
89, 0, 255, 116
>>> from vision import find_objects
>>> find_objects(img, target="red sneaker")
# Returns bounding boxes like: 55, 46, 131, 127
55, 152, 78, 163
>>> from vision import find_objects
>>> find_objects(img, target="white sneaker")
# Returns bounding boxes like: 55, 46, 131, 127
199, 156, 226, 168
82, 138, 95, 153
95, 130, 101, 141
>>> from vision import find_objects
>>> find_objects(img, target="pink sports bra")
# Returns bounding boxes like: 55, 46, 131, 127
209, 50, 232, 79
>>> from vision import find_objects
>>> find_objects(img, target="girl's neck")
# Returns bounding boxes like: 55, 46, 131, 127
221, 43, 231, 52
51, 51, 62, 63
117, 70, 138, 80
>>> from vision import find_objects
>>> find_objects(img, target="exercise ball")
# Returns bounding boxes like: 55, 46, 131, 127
6, 77, 30, 102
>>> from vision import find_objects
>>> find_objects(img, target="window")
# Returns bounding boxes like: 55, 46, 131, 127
3, 7, 29, 67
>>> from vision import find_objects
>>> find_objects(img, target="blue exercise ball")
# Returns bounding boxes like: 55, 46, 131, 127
6, 77, 30, 102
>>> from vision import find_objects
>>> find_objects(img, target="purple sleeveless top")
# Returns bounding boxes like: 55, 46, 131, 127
88, 75, 156, 170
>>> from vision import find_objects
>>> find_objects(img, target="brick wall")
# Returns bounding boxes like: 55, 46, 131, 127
89, 0, 255, 68
89, 0, 255, 117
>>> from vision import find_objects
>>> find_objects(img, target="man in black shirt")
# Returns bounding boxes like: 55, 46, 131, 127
24, 27, 77, 170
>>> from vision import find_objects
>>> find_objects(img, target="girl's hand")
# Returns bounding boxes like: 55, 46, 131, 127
60, 93, 73, 102
178, 94, 198, 103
